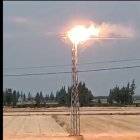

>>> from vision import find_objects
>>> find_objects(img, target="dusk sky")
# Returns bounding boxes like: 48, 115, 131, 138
3, 1, 140, 96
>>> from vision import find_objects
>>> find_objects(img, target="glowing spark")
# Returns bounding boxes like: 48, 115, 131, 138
67, 25, 100, 45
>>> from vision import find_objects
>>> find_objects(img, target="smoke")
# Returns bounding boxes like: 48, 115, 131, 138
97, 22, 135, 38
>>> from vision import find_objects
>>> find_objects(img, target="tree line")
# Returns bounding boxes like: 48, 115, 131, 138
3, 89, 26, 107
3, 79, 137, 107
107, 79, 136, 105
55, 82, 94, 106
3, 82, 94, 107
3, 89, 56, 107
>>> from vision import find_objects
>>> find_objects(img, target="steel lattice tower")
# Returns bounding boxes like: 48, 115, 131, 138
70, 44, 80, 135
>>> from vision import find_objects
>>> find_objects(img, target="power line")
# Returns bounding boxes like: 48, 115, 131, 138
3, 58, 140, 70
79, 58, 140, 65
3, 65, 140, 77
79, 65, 140, 73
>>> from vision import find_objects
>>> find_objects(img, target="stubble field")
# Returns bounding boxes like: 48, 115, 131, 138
3, 107, 140, 140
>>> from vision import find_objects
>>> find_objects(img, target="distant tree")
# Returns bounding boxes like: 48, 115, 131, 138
30, 93, 33, 101
107, 89, 113, 104
12, 90, 17, 107
39, 91, 44, 103
78, 82, 94, 106
49, 92, 55, 101
16, 91, 20, 101
55, 91, 59, 102
130, 79, 136, 104
126, 82, 131, 104
45, 94, 49, 101
66, 86, 71, 106
23, 94, 26, 101
56, 87, 67, 105
113, 85, 120, 104
5, 88, 13, 106
130, 79, 136, 95
56, 82, 94, 106
120, 86, 128, 104
28, 92, 31, 101
35, 92, 40, 106
108, 79, 136, 105
3, 91, 6, 106
21, 91, 23, 101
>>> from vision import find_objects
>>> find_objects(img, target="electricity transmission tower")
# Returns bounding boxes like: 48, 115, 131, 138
70, 44, 80, 135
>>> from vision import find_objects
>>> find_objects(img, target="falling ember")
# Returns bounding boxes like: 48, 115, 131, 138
66, 24, 100, 45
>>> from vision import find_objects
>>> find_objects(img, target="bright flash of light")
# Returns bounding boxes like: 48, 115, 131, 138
66, 25, 100, 45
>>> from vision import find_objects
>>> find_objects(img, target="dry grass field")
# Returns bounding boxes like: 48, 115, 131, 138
3, 107, 140, 140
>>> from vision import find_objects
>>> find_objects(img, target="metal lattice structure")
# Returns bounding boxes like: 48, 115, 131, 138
70, 44, 80, 135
